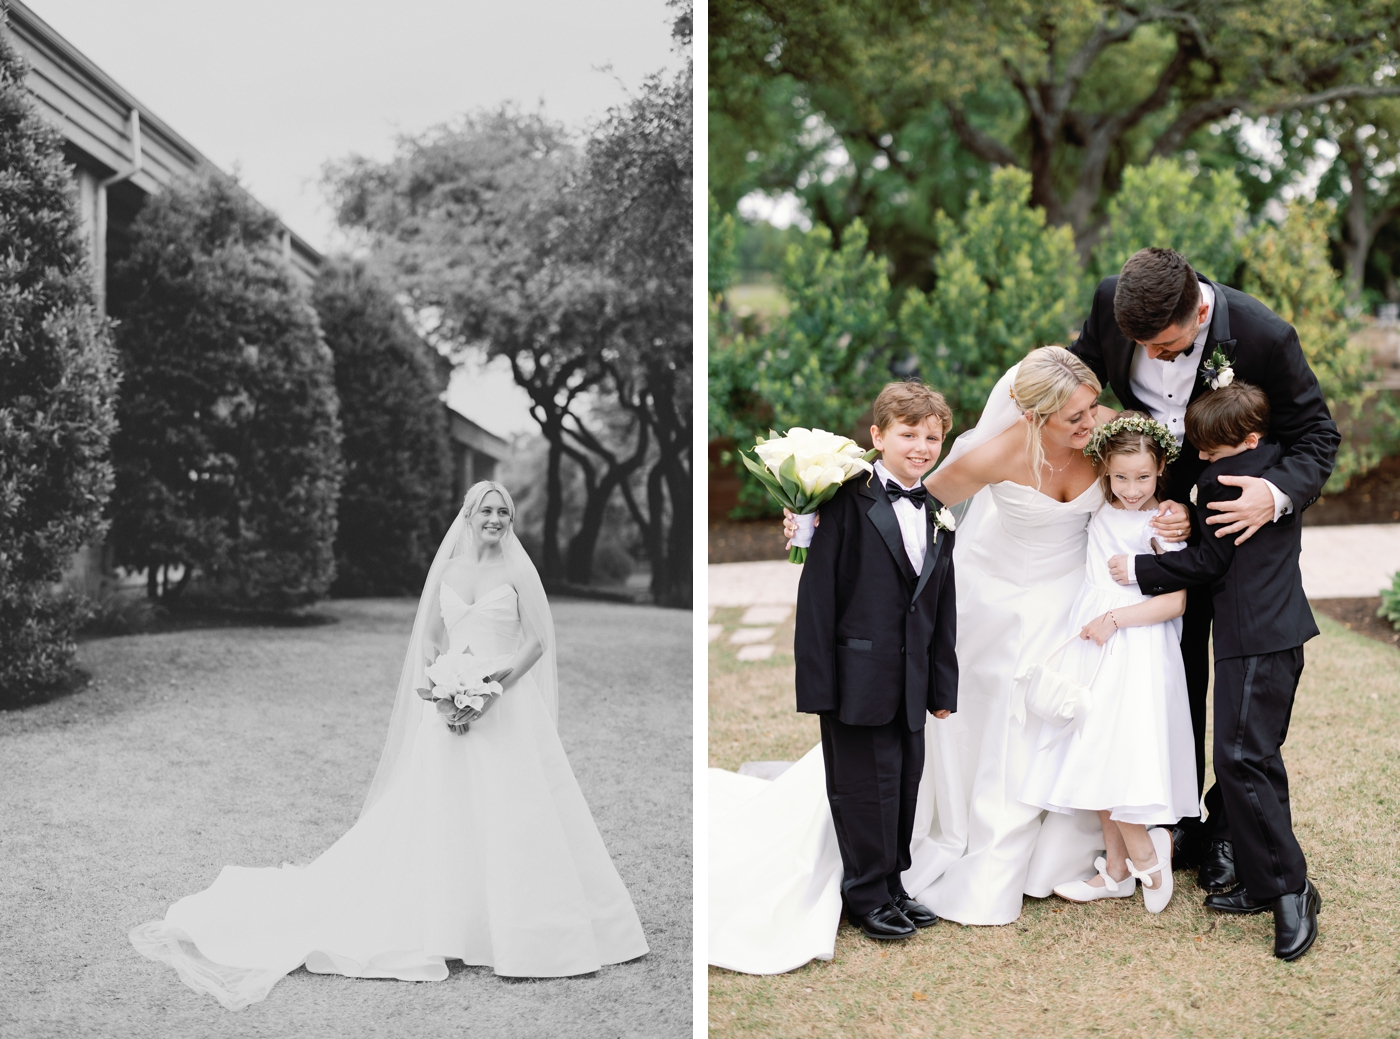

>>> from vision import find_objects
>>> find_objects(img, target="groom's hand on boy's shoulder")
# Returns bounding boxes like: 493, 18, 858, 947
1149, 501, 1191, 542
1205, 474, 1275, 545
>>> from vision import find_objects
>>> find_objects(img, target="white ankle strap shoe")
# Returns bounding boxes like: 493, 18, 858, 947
1053, 856, 1137, 903
1127, 827, 1175, 914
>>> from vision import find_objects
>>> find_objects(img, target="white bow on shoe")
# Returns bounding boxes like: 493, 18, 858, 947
1052, 856, 1138, 903
1127, 827, 1175, 914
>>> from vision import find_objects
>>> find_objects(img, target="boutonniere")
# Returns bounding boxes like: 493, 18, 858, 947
933, 506, 956, 539
1201, 345, 1235, 390
1189, 484, 1198, 505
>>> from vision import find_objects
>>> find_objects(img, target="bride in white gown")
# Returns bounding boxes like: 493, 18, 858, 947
711, 347, 1130, 974
132, 482, 648, 1009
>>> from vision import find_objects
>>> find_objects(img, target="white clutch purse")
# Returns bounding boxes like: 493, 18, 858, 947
1012, 634, 1107, 744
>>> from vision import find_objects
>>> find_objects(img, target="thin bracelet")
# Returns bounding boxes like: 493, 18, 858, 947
1109, 611, 1118, 629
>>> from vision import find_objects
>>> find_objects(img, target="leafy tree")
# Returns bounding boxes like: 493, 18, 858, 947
312, 261, 453, 596
108, 173, 343, 608
0, 25, 119, 704
901, 167, 1082, 433
712, 0, 1400, 267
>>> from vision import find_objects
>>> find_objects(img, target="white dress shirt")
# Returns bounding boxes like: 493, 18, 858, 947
874, 460, 927, 573
1126, 280, 1291, 522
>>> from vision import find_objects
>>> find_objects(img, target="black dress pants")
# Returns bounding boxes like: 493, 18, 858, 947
1179, 585, 1229, 841
1213, 647, 1308, 900
819, 713, 924, 917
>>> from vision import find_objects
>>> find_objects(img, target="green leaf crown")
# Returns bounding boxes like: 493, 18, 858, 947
1083, 414, 1180, 464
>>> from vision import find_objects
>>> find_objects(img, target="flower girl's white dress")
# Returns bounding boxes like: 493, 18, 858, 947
1019, 503, 1199, 824
131, 581, 647, 1010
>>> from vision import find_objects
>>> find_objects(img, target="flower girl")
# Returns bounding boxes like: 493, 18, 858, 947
1019, 414, 1199, 913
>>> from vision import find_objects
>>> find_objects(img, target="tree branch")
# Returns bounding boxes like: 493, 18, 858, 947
944, 102, 1019, 167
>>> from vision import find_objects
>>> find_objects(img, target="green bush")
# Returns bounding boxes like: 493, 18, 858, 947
312, 261, 453, 596
901, 167, 1082, 433
1379, 571, 1400, 631
0, 26, 119, 705
107, 172, 343, 609
710, 220, 898, 515
1091, 158, 1248, 287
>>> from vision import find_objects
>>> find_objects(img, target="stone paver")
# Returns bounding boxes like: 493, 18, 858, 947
736, 644, 774, 662
729, 627, 775, 645
740, 605, 792, 626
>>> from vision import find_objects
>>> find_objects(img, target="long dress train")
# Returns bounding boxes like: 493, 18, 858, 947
132, 584, 647, 1009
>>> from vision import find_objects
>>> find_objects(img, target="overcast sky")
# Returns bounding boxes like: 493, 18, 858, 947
27, 0, 682, 436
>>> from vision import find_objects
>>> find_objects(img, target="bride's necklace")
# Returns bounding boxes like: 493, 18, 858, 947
1042, 451, 1076, 475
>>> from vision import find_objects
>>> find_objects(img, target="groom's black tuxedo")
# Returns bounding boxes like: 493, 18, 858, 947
795, 472, 959, 917
1071, 273, 1339, 847
1133, 440, 1318, 900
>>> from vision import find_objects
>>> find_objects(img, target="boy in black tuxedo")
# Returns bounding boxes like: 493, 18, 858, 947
1109, 381, 1321, 961
794, 382, 959, 941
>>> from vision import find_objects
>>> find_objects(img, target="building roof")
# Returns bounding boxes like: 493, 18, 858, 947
5, 0, 321, 279
445, 405, 512, 461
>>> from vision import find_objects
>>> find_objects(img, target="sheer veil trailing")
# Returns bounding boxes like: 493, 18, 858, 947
937, 363, 1025, 536
360, 481, 559, 818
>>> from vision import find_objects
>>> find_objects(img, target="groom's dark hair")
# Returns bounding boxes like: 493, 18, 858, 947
1114, 247, 1202, 342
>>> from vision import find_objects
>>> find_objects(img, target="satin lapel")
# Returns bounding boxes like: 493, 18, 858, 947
858, 477, 916, 583
1188, 275, 1235, 407
910, 499, 944, 606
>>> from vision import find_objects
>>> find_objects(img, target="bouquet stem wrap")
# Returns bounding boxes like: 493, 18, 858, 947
738, 428, 878, 564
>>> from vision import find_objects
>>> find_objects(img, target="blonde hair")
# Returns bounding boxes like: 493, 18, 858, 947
462, 481, 515, 524
1012, 346, 1102, 487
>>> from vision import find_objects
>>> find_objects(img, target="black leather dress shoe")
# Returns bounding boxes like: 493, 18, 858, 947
850, 902, 916, 940
1170, 825, 1200, 871
1197, 839, 1237, 893
892, 894, 938, 928
1203, 883, 1271, 915
1273, 880, 1321, 962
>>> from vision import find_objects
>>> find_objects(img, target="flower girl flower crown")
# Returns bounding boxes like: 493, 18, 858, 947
1084, 414, 1180, 464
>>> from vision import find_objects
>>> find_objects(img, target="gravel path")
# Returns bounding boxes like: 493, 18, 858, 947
0, 598, 691, 1039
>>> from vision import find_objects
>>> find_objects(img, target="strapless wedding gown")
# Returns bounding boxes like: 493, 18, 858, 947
132, 584, 648, 1009
709, 481, 1107, 975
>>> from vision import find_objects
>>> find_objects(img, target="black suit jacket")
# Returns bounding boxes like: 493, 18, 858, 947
1134, 441, 1319, 660
1071, 273, 1340, 511
794, 475, 958, 731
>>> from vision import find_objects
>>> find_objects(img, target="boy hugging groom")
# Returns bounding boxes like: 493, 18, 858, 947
794, 382, 958, 941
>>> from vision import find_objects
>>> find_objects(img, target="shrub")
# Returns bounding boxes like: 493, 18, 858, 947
710, 220, 898, 515
312, 261, 453, 596
901, 166, 1083, 433
0, 25, 119, 705
107, 172, 343, 609
1379, 571, 1400, 631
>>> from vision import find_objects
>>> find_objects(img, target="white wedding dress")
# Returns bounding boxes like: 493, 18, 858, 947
709, 366, 1107, 975
132, 579, 648, 1009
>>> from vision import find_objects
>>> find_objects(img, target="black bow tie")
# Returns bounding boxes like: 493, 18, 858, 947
885, 481, 927, 509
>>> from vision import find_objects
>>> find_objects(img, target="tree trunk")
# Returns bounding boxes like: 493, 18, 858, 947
541, 424, 565, 585
1346, 154, 1371, 304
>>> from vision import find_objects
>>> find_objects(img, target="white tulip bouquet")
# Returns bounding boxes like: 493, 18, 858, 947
739, 427, 878, 563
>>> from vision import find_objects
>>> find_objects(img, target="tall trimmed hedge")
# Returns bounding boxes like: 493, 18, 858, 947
107, 173, 342, 608
312, 261, 453, 596
0, 26, 119, 705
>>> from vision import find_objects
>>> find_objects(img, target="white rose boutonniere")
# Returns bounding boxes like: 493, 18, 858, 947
933, 506, 956, 540
1201, 345, 1235, 391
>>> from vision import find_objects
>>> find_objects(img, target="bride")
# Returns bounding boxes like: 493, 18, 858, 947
712, 346, 1146, 974
132, 482, 648, 1009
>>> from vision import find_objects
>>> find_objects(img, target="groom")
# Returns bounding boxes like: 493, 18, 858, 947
1071, 247, 1340, 890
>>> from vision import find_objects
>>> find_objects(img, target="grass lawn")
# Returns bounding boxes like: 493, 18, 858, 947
709, 607, 1400, 1039
0, 598, 690, 1039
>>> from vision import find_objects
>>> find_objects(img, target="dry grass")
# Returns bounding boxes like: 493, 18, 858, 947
708, 610, 1400, 1039
0, 598, 690, 1039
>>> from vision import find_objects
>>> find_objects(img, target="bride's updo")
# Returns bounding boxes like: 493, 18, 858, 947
1012, 346, 1102, 486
